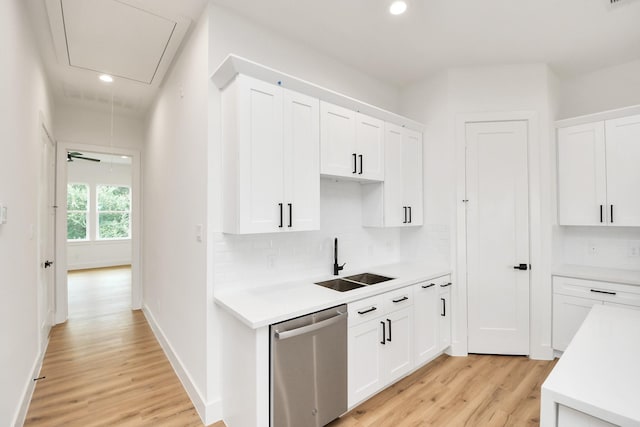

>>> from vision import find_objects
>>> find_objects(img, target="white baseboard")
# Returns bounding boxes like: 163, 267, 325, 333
13, 338, 49, 427
67, 260, 132, 270
142, 305, 222, 425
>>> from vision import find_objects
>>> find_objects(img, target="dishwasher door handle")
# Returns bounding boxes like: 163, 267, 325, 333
274, 312, 347, 340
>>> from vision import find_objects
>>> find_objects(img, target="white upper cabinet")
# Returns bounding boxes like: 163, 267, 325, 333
605, 114, 640, 226
362, 123, 423, 227
557, 113, 640, 227
222, 74, 319, 234
320, 101, 384, 182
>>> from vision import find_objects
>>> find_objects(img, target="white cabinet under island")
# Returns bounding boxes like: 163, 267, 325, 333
541, 304, 640, 427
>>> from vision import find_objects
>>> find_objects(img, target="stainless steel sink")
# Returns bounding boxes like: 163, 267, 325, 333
344, 273, 394, 285
315, 278, 366, 292
315, 273, 395, 292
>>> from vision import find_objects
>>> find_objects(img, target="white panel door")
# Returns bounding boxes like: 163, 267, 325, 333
383, 123, 404, 226
320, 102, 356, 177
403, 129, 423, 226
348, 318, 385, 407
283, 90, 319, 231
414, 282, 439, 365
605, 114, 640, 226
238, 76, 284, 233
356, 113, 384, 180
557, 122, 607, 226
384, 307, 413, 384
552, 295, 601, 351
466, 121, 530, 355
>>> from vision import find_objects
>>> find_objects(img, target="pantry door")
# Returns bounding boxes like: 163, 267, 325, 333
466, 121, 530, 355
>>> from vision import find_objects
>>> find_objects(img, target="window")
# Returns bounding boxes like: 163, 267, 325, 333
67, 183, 89, 240
97, 185, 131, 239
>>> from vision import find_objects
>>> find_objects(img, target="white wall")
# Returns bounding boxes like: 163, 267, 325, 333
0, 1, 54, 425
400, 64, 557, 360
558, 59, 640, 119
143, 8, 213, 424
67, 160, 132, 270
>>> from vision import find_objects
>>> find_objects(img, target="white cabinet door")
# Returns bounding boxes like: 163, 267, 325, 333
414, 282, 439, 366
557, 122, 607, 226
237, 75, 284, 233
557, 405, 617, 427
403, 129, 423, 226
382, 123, 404, 226
552, 294, 601, 351
348, 316, 385, 407
384, 307, 413, 384
283, 90, 320, 231
356, 113, 384, 181
439, 285, 452, 351
320, 102, 356, 178
605, 114, 640, 226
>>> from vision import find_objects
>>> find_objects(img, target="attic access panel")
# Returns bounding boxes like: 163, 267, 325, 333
60, 0, 176, 84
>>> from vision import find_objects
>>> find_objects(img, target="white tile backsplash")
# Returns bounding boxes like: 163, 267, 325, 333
214, 179, 403, 290
559, 226, 640, 271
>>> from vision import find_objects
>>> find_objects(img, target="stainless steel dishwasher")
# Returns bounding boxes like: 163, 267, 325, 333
270, 304, 348, 427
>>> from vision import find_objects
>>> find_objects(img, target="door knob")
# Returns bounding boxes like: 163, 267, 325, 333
513, 264, 528, 271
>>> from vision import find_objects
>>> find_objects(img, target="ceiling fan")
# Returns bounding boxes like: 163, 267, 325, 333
67, 151, 100, 162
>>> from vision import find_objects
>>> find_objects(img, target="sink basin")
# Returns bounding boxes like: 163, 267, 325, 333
344, 273, 394, 285
315, 278, 366, 292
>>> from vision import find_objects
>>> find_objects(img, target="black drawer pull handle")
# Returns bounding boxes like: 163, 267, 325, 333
440, 282, 452, 288
380, 321, 386, 345
392, 296, 408, 303
357, 306, 377, 315
422, 283, 436, 289
386, 318, 392, 342
590, 289, 617, 296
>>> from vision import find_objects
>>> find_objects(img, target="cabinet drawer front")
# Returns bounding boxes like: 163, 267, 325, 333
383, 287, 414, 313
348, 294, 385, 327
553, 276, 640, 307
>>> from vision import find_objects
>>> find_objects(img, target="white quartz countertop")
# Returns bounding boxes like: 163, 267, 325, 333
542, 304, 640, 425
552, 264, 640, 287
214, 262, 452, 329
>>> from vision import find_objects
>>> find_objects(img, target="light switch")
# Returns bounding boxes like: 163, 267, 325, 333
0, 204, 6, 225
195, 224, 203, 242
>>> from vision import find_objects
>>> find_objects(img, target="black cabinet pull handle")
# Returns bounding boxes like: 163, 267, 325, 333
392, 296, 409, 303
440, 282, 452, 288
408, 206, 412, 223
403, 207, 407, 224
600, 205, 604, 223
357, 306, 377, 315
513, 264, 528, 270
422, 283, 436, 289
352, 153, 357, 174
359, 154, 363, 174
288, 203, 292, 228
386, 319, 392, 342
590, 289, 617, 296
380, 321, 386, 345
610, 205, 614, 223
441, 298, 446, 316
278, 203, 283, 228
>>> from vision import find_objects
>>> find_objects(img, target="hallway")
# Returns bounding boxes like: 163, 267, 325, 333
24, 267, 204, 426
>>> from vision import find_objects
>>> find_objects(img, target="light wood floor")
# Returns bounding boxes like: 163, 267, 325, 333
24, 266, 205, 427
328, 353, 558, 427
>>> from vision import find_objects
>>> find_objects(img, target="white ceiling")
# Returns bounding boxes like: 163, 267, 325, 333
210, 0, 640, 87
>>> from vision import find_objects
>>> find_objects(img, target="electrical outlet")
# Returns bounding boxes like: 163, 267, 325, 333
628, 241, 640, 257
587, 241, 598, 256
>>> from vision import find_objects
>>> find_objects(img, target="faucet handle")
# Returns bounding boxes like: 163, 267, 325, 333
339, 262, 346, 270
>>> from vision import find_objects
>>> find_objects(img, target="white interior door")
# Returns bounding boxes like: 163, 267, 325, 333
466, 121, 530, 355
38, 126, 56, 350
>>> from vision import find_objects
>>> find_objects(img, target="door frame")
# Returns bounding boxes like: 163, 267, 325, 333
453, 111, 546, 358
54, 142, 142, 324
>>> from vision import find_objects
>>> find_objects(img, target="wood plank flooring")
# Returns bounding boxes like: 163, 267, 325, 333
328, 353, 558, 427
24, 266, 205, 427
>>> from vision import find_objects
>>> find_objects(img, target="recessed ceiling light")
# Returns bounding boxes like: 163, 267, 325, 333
120, 155, 128, 159
389, 0, 407, 15
99, 74, 113, 83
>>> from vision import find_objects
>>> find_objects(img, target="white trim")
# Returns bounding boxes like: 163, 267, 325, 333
555, 104, 640, 128
142, 306, 222, 425
12, 337, 49, 427
55, 142, 142, 324
454, 111, 552, 360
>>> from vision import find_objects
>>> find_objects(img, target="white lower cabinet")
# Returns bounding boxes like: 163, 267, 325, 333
553, 276, 640, 351
348, 275, 451, 408
557, 405, 616, 427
